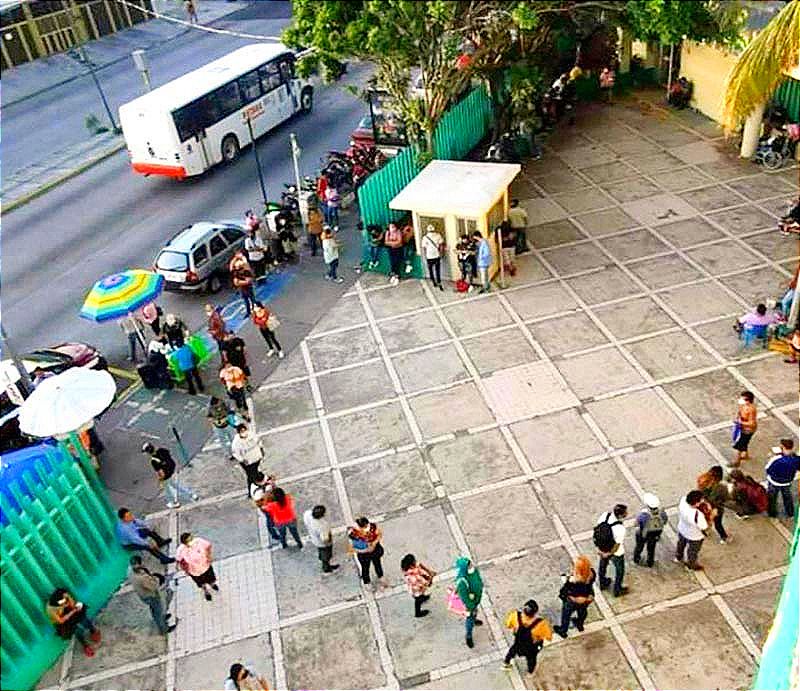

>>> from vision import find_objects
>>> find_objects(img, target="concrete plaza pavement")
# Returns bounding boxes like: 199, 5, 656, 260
38, 98, 798, 690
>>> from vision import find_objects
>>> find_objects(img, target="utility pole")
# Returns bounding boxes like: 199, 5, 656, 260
246, 115, 269, 214
289, 133, 307, 234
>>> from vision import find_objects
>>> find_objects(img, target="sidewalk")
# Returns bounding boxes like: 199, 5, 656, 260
2, 0, 248, 107
35, 95, 798, 690
2, 132, 125, 212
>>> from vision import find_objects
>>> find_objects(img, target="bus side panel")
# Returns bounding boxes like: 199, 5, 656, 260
206, 111, 250, 165
120, 105, 190, 178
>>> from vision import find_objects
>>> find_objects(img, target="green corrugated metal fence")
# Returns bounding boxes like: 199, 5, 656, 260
358, 85, 494, 273
1, 439, 127, 691
774, 77, 800, 122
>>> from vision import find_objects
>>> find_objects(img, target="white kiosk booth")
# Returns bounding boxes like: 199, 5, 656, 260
389, 160, 521, 284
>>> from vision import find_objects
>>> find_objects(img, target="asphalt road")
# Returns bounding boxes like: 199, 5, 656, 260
2, 4, 372, 366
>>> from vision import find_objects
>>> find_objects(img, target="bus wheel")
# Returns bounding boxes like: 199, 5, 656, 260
300, 88, 313, 113
221, 134, 240, 163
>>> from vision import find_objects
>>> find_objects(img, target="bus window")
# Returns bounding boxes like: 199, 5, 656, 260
238, 70, 262, 103
173, 100, 205, 142
207, 81, 242, 122
258, 63, 281, 92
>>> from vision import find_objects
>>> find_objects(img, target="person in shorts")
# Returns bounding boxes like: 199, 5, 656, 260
733, 391, 757, 465
175, 532, 219, 601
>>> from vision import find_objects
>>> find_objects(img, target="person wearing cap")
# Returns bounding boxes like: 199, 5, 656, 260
633, 494, 668, 567
142, 442, 198, 509
501, 599, 553, 674
421, 223, 445, 291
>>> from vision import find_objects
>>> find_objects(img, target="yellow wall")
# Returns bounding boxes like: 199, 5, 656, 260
680, 40, 740, 123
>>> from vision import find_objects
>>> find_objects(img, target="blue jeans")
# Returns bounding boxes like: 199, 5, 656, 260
558, 598, 588, 632
465, 609, 478, 639
327, 258, 339, 279
276, 520, 303, 548
369, 246, 381, 265
163, 475, 195, 505
598, 554, 625, 595
141, 594, 168, 634
264, 512, 281, 545
768, 482, 795, 518
325, 205, 339, 226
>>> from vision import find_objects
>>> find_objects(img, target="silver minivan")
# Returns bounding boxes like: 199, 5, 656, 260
154, 221, 247, 293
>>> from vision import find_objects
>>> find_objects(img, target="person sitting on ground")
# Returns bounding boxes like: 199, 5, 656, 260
47, 587, 101, 658
725, 468, 768, 518
115, 508, 175, 564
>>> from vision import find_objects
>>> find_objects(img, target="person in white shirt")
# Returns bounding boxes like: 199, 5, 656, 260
421, 225, 445, 291
230, 423, 262, 483
675, 490, 709, 571
595, 504, 628, 597
303, 504, 340, 573
244, 228, 267, 279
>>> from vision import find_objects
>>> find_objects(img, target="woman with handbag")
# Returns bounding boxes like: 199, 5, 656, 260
349, 516, 387, 591
553, 555, 595, 638
697, 465, 730, 544
454, 556, 484, 648
251, 305, 284, 359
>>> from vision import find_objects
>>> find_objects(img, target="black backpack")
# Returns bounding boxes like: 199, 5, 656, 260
593, 513, 620, 552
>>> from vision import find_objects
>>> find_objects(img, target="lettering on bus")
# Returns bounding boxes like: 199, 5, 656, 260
243, 102, 264, 122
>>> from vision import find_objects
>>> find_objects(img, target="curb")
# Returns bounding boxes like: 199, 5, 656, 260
3, 140, 126, 213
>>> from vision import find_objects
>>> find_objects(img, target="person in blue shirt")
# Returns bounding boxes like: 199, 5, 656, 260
765, 438, 800, 518
472, 230, 492, 293
173, 343, 204, 395
115, 508, 175, 564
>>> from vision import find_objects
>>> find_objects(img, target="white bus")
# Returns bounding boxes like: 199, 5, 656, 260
119, 43, 313, 179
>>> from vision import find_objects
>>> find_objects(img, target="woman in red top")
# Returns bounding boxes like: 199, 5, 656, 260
263, 487, 303, 549
251, 305, 284, 359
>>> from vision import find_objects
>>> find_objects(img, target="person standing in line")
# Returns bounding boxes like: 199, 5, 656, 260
454, 556, 484, 648
502, 599, 553, 674
220, 361, 249, 416
230, 423, 263, 483
115, 508, 175, 564
697, 466, 731, 544
142, 442, 198, 508
184, 0, 198, 23
307, 206, 324, 257
251, 305, 285, 359
173, 342, 204, 395
304, 504, 340, 573
249, 471, 281, 546
765, 438, 800, 518
244, 227, 267, 280
175, 532, 219, 601
121, 316, 145, 363
401, 221, 416, 275
324, 185, 340, 229
163, 313, 189, 349
593, 504, 629, 597
733, 390, 758, 465
207, 396, 236, 454
47, 588, 100, 658
230, 252, 259, 317
384, 222, 405, 285
508, 199, 529, 254
349, 517, 387, 591
139, 302, 162, 336
263, 487, 303, 549
367, 224, 385, 268
224, 663, 270, 690
205, 303, 227, 351
322, 226, 344, 283
127, 556, 177, 635
675, 490, 709, 571
400, 554, 435, 618
456, 234, 476, 290
220, 330, 251, 377
633, 493, 668, 567
472, 230, 492, 293
422, 224, 445, 291
554, 555, 595, 638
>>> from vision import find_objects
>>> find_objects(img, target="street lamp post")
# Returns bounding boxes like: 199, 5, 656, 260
131, 49, 152, 93
246, 115, 269, 214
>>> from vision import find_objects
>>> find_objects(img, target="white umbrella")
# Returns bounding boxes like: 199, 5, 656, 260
18, 368, 116, 438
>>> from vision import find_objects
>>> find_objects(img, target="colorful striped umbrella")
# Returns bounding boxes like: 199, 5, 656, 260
79, 270, 164, 323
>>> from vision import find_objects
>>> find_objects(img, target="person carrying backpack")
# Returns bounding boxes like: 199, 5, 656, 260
593, 504, 628, 597
501, 599, 553, 675
633, 494, 668, 567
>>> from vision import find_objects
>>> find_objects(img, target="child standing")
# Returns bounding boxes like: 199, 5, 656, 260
400, 554, 435, 618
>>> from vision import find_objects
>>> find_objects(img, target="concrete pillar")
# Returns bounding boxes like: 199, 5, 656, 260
740, 102, 766, 158
618, 27, 632, 73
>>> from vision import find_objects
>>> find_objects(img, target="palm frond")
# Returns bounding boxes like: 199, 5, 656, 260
721, 0, 800, 132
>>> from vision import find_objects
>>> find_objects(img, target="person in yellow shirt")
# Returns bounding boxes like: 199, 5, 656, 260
502, 599, 553, 675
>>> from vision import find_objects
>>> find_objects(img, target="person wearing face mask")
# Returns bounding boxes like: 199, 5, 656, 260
224, 663, 270, 690
454, 556, 484, 648
230, 423, 263, 483
732, 391, 757, 466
